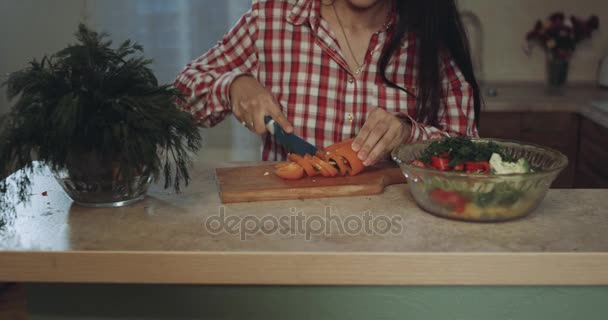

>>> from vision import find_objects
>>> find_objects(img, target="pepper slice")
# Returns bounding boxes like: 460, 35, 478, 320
288, 154, 318, 177
431, 156, 452, 171
312, 156, 339, 177
464, 161, 491, 174
333, 146, 365, 176
326, 153, 349, 176
325, 138, 355, 153
274, 162, 305, 180
273, 138, 368, 180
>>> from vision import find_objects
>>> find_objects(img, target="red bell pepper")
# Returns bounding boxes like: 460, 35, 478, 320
464, 161, 491, 174
429, 189, 467, 214
453, 164, 464, 172
431, 156, 452, 171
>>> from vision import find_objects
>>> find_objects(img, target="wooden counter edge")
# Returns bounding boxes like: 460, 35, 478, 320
1, 251, 608, 286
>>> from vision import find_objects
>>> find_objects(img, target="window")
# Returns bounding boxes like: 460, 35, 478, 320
89, 0, 261, 161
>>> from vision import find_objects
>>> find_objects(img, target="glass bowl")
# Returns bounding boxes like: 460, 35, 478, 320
391, 138, 568, 222
51, 153, 152, 208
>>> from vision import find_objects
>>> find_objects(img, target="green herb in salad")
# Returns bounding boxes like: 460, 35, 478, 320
418, 136, 514, 167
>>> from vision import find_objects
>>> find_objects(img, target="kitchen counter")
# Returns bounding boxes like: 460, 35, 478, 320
482, 82, 608, 127
1, 162, 608, 285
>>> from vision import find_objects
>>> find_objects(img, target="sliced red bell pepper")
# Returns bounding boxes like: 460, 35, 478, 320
431, 156, 452, 171
288, 154, 318, 177
326, 153, 349, 176
274, 162, 305, 180
429, 189, 467, 214
312, 156, 339, 177
324, 138, 355, 153
453, 164, 464, 172
333, 146, 365, 176
464, 161, 491, 174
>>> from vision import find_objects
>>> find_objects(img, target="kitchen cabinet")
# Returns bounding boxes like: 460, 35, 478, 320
576, 118, 608, 188
478, 112, 579, 188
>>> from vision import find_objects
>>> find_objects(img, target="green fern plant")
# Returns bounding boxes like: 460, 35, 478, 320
0, 24, 201, 217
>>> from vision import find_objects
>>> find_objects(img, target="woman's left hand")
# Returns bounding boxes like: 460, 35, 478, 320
352, 108, 411, 167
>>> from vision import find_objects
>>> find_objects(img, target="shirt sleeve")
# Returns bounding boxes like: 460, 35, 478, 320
397, 54, 479, 143
173, 5, 259, 127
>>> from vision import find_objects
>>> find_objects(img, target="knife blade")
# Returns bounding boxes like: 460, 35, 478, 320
264, 116, 318, 156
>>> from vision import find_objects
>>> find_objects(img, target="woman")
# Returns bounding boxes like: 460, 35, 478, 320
174, 0, 480, 166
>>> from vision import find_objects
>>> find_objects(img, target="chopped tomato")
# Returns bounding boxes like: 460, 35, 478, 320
288, 154, 318, 177
429, 189, 467, 214
431, 156, 452, 171
464, 161, 491, 174
274, 162, 305, 180
411, 160, 427, 168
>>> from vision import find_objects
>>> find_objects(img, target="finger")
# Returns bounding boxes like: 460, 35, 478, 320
268, 105, 294, 134
365, 125, 399, 166
358, 121, 389, 162
232, 101, 245, 122
239, 105, 255, 132
352, 117, 377, 152
390, 120, 409, 151
253, 111, 268, 135
352, 108, 384, 151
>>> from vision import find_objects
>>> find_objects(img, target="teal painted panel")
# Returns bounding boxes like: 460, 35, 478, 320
28, 284, 608, 320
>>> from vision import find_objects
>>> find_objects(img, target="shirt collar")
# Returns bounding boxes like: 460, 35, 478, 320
286, 0, 313, 26
287, 0, 397, 33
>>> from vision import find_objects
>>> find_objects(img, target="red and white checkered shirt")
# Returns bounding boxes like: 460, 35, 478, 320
174, 0, 478, 161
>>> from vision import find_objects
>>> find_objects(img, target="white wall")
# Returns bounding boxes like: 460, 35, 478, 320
459, 0, 608, 82
0, 0, 88, 115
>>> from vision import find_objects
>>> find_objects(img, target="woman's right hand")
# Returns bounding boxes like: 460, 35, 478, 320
229, 75, 294, 135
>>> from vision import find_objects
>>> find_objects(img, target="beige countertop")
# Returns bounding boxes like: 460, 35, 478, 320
481, 82, 608, 127
1, 163, 608, 285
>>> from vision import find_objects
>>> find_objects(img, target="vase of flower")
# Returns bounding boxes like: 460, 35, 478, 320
525, 12, 599, 88
547, 58, 569, 87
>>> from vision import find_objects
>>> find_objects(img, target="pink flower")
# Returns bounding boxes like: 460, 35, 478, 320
588, 15, 600, 30
525, 13, 600, 55
550, 12, 566, 26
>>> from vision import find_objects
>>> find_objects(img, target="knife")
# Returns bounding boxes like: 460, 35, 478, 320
264, 116, 318, 156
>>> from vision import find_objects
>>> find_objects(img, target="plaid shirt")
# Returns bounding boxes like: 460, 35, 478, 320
174, 0, 478, 160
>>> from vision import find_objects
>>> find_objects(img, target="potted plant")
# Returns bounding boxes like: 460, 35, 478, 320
525, 12, 599, 87
0, 24, 201, 211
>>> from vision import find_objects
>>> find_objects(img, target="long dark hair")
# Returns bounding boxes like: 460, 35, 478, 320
379, 0, 481, 127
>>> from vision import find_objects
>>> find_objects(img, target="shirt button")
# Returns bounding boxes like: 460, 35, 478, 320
348, 77, 354, 83
346, 113, 354, 122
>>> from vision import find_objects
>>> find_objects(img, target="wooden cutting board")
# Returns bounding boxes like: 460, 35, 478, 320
215, 162, 407, 203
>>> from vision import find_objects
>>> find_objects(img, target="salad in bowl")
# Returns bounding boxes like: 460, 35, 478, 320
392, 137, 568, 222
